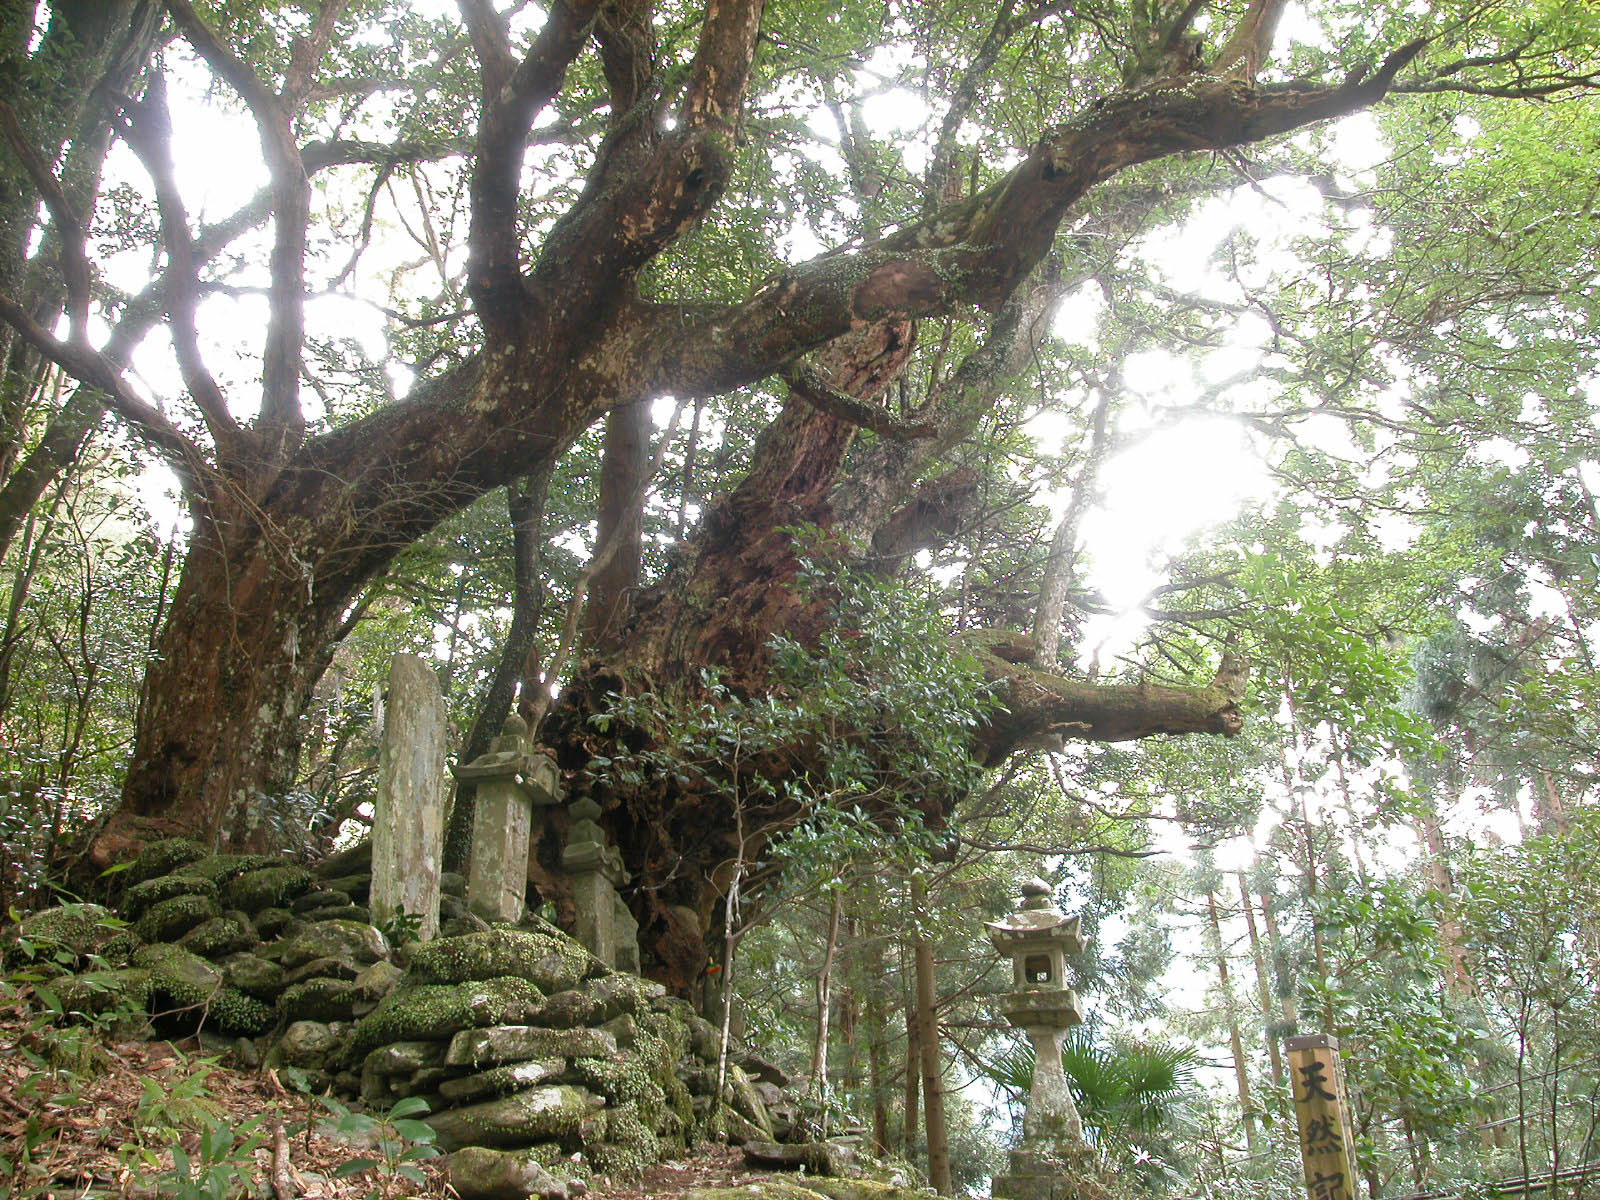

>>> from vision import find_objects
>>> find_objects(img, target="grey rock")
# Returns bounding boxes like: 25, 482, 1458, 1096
220, 951, 285, 998
275, 919, 389, 970
439, 1059, 567, 1105
447, 1146, 569, 1200
424, 1085, 593, 1151
445, 1025, 618, 1070
278, 1020, 342, 1067
363, 1040, 446, 1076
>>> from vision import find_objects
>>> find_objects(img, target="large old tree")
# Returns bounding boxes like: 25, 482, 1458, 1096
0, 0, 1586, 982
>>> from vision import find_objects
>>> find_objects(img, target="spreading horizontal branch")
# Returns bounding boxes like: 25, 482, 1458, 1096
781, 366, 940, 441
962, 629, 1247, 761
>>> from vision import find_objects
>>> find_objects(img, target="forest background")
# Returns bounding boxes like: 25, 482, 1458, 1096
0, 0, 1597, 1197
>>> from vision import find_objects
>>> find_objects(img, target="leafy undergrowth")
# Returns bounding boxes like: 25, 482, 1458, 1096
0, 986, 449, 1199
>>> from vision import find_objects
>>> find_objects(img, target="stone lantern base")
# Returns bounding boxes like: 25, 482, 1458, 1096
993, 1143, 1116, 1200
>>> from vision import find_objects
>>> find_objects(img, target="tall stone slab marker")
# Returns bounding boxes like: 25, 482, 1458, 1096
371, 653, 448, 941
1285, 1033, 1360, 1200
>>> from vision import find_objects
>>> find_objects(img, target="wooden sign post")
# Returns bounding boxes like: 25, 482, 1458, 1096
1285, 1033, 1360, 1200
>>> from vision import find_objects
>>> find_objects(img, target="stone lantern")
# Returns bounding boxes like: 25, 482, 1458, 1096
453, 713, 562, 924
989, 877, 1095, 1200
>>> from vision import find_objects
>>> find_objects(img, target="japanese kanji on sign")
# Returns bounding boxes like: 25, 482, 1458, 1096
1285, 1033, 1360, 1200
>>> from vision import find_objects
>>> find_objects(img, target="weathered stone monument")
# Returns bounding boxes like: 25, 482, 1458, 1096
370, 653, 448, 941
453, 713, 562, 924
561, 794, 640, 971
989, 877, 1104, 1200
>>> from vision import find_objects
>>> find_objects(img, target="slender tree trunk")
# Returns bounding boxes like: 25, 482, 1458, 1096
911, 874, 951, 1194
810, 888, 844, 1126
864, 920, 892, 1156
902, 942, 921, 1160
583, 398, 650, 652
1236, 870, 1284, 1087
1207, 885, 1258, 1151
1413, 791, 1475, 996
1259, 879, 1299, 1039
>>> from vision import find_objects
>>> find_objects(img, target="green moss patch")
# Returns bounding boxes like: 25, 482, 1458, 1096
350, 977, 545, 1057
179, 915, 256, 958
133, 943, 274, 1035
133, 893, 222, 943
122, 873, 219, 920
222, 865, 314, 913
174, 854, 282, 884
127, 839, 208, 886
407, 928, 590, 992
423, 1084, 594, 1151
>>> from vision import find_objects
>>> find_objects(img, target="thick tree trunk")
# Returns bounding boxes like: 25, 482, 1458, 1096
104, 524, 338, 860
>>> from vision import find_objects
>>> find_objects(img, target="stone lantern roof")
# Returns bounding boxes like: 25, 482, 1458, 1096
985, 877, 1087, 959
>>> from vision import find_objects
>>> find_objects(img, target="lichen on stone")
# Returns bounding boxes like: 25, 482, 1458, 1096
127, 838, 208, 886
406, 928, 590, 992
180, 915, 257, 959
350, 976, 545, 1057
222, 865, 314, 913
134, 943, 274, 1034
122, 873, 219, 920
133, 893, 223, 943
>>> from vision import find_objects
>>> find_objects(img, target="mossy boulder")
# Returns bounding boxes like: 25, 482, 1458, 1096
222, 865, 314, 913
174, 854, 282, 884
305, 904, 371, 923
282, 954, 366, 985
133, 893, 222, 943
563, 1055, 656, 1106
277, 976, 360, 1022
407, 929, 590, 993
54, 967, 154, 1016
220, 952, 285, 998
591, 1102, 658, 1178
318, 873, 371, 899
363, 1040, 447, 1077
272, 1020, 344, 1068
127, 838, 208, 886
581, 974, 665, 1021
122, 873, 219, 920
350, 977, 545, 1056
273, 919, 389, 970
180, 915, 256, 958
7, 903, 131, 969
424, 1084, 594, 1151
252, 907, 298, 940
805, 1181, 940, 1200
291, 888, 350, 913
446, 1145, 571, 1200
683, 1185, 838, 1200
445, 1025, 617, 1070
133, 943, 274, 1034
